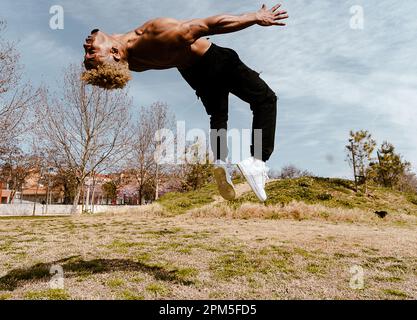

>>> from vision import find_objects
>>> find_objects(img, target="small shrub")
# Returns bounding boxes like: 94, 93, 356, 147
119, 290, 144, 300
145, 283, 169, 296
107, 278, 125, 288
177, 199, 192, 208
317, 193, 332, 201
298, 178, 313, 187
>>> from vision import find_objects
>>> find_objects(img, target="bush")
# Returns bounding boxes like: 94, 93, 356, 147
317, 193, 332, 201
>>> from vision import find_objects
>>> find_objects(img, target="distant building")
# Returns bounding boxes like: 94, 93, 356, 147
0, 181, 11, 204
83, 173, 140, 205
1, 169, 179, 206
20, 172, 64, 204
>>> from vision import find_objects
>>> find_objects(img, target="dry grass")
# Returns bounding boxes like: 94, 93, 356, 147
1, 177, 415, 300
0, 206, 416, 300
190, 200, 417, 225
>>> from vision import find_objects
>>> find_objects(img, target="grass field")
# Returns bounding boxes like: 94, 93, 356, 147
0, 178, 416, 300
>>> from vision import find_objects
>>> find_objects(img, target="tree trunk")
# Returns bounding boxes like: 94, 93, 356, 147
32, 181, 40, 216
138, 187, 143, 205
351, 141, 358, 192
377, 151, 388, 187
155, 164, 159, 201
91, 183, 96, 214
9, 190, 16, 204
71, 184, 82, 215
364, 173, 368, 195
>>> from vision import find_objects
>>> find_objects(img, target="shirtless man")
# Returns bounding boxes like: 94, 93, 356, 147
83, 3, 288, 202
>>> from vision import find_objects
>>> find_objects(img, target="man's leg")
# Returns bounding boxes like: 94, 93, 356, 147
229, 60, 277, 162
199, 90, 236, 200
199, 90, 230, 162
228, 55, 277, 202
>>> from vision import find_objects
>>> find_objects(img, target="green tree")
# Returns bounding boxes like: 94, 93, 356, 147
180, 144, 213, 191
345, 130, 376, 192
102, 181, 118, 204
369, 141, 411, 189
49, 168, 78, 204
182, 161, 213, 191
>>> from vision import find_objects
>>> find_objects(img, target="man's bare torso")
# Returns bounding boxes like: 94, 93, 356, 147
126, 18, 212, 72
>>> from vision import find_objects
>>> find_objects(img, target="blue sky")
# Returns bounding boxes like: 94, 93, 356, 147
2, 0, 416, 178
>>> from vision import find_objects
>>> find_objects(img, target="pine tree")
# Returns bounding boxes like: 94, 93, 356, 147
370, 141, 411, 188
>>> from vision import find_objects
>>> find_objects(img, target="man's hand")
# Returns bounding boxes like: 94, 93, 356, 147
256, 3, 288, 26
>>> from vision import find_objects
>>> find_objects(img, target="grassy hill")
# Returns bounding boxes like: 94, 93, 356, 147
157, 176, 244, 215
158, 176, 417, 220
157, 183, 219, 215
235, 177, 417, 215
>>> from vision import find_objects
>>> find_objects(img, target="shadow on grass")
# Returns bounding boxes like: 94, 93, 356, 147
0, 255, 194, 291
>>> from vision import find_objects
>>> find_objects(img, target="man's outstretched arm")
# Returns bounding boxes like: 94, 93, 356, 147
178, 3, 288, 44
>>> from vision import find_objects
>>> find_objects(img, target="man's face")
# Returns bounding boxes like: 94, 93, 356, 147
83, 30, 115, 69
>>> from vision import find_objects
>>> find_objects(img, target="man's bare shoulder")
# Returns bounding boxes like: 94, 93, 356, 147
137, 17, 183, 35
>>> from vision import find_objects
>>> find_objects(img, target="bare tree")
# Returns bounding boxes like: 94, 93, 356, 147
0, 147, 37, 203
35, 64, 132, 213
279, 164, 313, 179
397, 170, 417, 193
130, 106, 155, 205
0, 21, 39, 153
152, 102, 175, 200
129, 102, 175, 204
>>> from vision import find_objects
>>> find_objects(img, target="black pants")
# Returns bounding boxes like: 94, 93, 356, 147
178, 43, 277, 162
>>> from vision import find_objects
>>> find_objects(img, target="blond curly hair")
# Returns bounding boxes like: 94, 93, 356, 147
81, 62, 131, 90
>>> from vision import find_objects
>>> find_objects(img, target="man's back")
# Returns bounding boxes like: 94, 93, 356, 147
127, 18, 212, 72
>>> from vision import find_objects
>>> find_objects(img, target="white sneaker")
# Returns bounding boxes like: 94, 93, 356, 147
237, 157, 270, 202
213, 160, 236, 201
